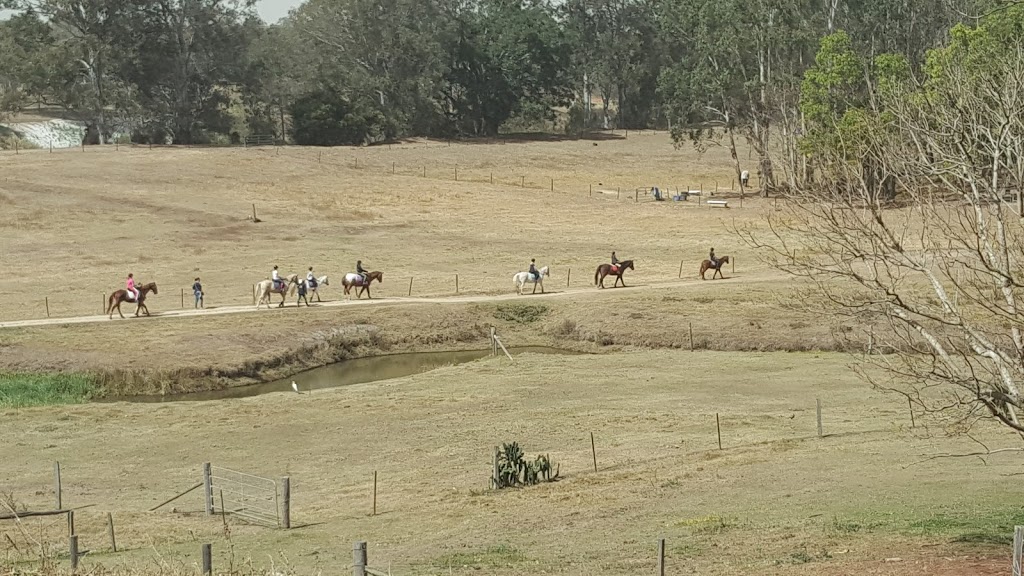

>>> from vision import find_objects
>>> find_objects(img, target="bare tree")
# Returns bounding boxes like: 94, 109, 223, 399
741, 40, 1024, 436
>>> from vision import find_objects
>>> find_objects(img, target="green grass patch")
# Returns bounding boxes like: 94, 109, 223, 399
901, 509, 1024, 546
0, 373, 97, 408
494, 303, 548, 324
432, 544, 527, 569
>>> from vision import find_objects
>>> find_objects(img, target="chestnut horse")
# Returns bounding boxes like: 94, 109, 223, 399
107, 282, 159, 319
594, 260, 634, 289
343, 271, 383, 299
699, 255, 730, 280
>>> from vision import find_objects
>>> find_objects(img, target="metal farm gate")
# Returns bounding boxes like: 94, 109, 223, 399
203, 462, 281, 527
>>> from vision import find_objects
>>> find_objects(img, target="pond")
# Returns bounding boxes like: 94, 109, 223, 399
115, 347, 579, 403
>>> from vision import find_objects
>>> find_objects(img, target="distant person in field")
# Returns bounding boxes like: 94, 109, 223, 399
306, 267, 318, 291
192, 277, 204, 309
296, 278, 310, 307
356, 260, 367, 284
126, 273, 139, 301
741, 170, 750, 188
272, 265, 282, 290
528, 259, 539, 281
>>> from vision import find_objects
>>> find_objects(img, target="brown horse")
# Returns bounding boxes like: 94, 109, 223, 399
594, 260, 634, 289
342, 271, 383, 299
699, 255, 730, 280
107, 282, 159, 319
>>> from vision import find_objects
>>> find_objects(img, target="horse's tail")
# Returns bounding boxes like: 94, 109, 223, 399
594, 266, 601, 285
105, 292, 116, 314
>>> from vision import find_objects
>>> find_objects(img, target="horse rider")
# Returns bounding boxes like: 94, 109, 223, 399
272, 265, 283, 291
611, 251, 620, 272
306, 266, 318, 291
528, 259, 539, 281
356, 260, 368, 284
126, 273, 139, 301
709, 248, 719, 269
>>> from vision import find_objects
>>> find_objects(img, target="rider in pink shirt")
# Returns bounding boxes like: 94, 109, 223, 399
126, 273, 139, 301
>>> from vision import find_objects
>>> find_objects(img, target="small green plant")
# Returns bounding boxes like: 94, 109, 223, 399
494, 303, 548, 324
492, 442, 559, 488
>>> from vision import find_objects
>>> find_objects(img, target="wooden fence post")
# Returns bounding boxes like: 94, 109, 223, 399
107, 512, 117, 552
423, 166, 426, 178
45, 297, 50, 318
54, 462, 62, 509
372, 471, 377, 516
67, 510, 74, 536
69, 535, 78, 571
566, 268, 571, 287
203, 462, 213, 515
1013, 526, 1023, 576
521, 176, 525, 187
202, 543, 212, 576
491, 327, 497, 356
635, 189, 639, 203
816, 398, 823, 437
617, 187, 620, 200
408, 277, 413, 297
353, 541, 368, 576
455, 274, 459, 294
908, 397, 916, 428
455, 166, 458, 181
716, 413, 722, 450
689, 322, 694, 351
590, 432, 598, 472
102, 294, 105, 314
590, 183, 593, 197
732, 257, 735, 274
492, 446, 499, 488
657, 538, 666, 576
252, 203, 257, 222
280, 477, 291, 529
180, 288, 184, 308
678, 260, 683, 279
550, 178, 554, 191
252, 284, 256, 306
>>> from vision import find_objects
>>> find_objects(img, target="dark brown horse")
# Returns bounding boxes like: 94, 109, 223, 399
107, 282, 158, 319
343, 271, 383, 299
699, 255, 730, 280
594, 260, 634, 289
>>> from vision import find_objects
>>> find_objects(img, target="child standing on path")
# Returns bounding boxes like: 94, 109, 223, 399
192, 277, 204, 309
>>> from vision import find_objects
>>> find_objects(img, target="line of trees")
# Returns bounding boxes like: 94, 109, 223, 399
0, 0, 1010, 186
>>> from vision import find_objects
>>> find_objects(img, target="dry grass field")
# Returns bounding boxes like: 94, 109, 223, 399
1, 134, 1019, 575
1, 351, 1018, 576
0, 132, 794, 383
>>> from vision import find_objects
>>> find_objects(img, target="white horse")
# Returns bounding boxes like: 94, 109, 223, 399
255, 274, 298, 309
513, 266, 549, 295
308, 275, 329, 302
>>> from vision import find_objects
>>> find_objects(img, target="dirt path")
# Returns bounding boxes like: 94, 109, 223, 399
0, 274, 780, 329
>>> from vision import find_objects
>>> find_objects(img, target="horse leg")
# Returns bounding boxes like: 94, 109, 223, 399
117, 300, 125, 319
532, 280, 537, 295
539, 279, 544, 294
